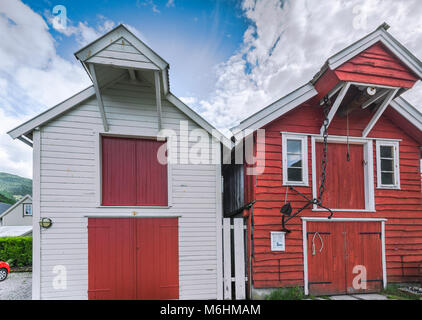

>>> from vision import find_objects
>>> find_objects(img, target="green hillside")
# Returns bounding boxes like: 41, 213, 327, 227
0, 192, 15, 205
0, 172, 32, 202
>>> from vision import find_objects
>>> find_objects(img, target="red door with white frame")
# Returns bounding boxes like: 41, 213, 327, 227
88, 218, 179, 300
307, 221, 383, 296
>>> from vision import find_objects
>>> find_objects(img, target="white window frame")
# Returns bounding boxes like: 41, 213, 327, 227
376, 140, 400, 189
282, 133, 309, 186
311, 135, 376, 212
94, 129, 173, 208
23, 203, 32, 216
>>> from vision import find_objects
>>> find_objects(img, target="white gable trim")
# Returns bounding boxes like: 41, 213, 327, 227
327, 27, 422, 78
75, 25, 168, 70
8, 87, 230, 149
232, 83, 317, 140
0, 195, 32, 219
362, 88, 399, 137
166, 93, 232, 149
8, 72, 127, 140
8, 86, 95, 140
390, 96, 422, 130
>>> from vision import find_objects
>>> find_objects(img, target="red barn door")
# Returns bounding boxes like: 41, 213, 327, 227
88, 218, 179, 300
307, 221, 383, 296
315, 143, 365, 209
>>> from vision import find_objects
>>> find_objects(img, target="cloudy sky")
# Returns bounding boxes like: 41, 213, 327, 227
1, 0, 422, 179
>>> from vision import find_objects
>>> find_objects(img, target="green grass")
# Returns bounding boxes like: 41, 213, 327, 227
265, 287, 306, 300
381, 284, 422, 300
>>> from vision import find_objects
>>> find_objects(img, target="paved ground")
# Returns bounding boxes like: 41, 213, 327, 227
329, 294, 388, 300
0, 272, 31, 300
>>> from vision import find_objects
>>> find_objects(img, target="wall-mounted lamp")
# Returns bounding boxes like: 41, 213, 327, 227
39, 217, 53, 229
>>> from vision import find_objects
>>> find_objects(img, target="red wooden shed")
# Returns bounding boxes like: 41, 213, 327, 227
226, 23, 422, 297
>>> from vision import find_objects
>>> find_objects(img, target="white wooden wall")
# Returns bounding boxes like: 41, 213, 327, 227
37, 78, 222, 300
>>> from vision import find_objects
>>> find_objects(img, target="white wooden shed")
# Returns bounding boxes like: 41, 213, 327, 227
8, 24, 230, 300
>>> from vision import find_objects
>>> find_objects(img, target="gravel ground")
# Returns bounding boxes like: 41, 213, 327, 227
0, 272, 32, 300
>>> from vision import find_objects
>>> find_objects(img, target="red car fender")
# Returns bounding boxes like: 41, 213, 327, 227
0, 261, 10, 273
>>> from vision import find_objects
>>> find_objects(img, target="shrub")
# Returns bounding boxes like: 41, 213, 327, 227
0, 237, 32, 267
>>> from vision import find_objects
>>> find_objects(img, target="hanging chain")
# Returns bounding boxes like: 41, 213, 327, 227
281, 95, 334, 233
317, 96, 331, 203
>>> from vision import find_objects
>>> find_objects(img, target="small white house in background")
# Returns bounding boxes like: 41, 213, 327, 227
0, 195, 32, 227
8, 24, 230, 300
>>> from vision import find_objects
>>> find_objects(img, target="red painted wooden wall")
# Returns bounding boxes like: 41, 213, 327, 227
247, 102, 422, 289
88, 218, 179, 300
102, 136, 168, 206
334, 42, 418, 88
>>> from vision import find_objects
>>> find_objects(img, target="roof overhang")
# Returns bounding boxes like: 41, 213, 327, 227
7, 84, 232, 149
231, 83, 318, 140
390, 96, 422, 131
75, 24, 170, 96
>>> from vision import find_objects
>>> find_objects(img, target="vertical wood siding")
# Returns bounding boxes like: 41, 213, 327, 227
334, 42, 419, 88
250, 102, 422, 288
315, 143, 366, 209
38, 78, 220, 299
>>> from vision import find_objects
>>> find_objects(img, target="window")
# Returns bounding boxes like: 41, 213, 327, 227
282, 134, 308, 186
376, 140, 400, 189
23, 204, 32, 216
101, 136, 168, 206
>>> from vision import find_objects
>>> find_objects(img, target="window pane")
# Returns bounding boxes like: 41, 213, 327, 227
287, 154, 302, 168
287, 140, 302, 154
288, 168, 302, 181
380, 146, 393, 158
381, 159, 393, 172
381, 172, 394, 185
24, 204, 32, 216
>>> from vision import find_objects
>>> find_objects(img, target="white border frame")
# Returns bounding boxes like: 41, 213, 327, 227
376, 140, 401, 190
94, 129, 173, 208
311, 135, 375, 212
301, 217, 387, 295
282, 133, 309, 186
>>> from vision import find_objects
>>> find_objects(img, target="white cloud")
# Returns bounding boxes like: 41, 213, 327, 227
195, 0, 422, 131
180, 97, 197, 105
46, 10, 116, 46
0, 0, 117, 178
137, 0, 161, 14
166, 0, 175, 8
0, 109, 32, 178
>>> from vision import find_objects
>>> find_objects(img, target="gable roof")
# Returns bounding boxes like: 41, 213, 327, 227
231, 83, 318, 139
75, 24, 169, 72
8, 24, 232, 148
312, 23, 422, 83
0, 195, 32, 219
232, 23, 422, 138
